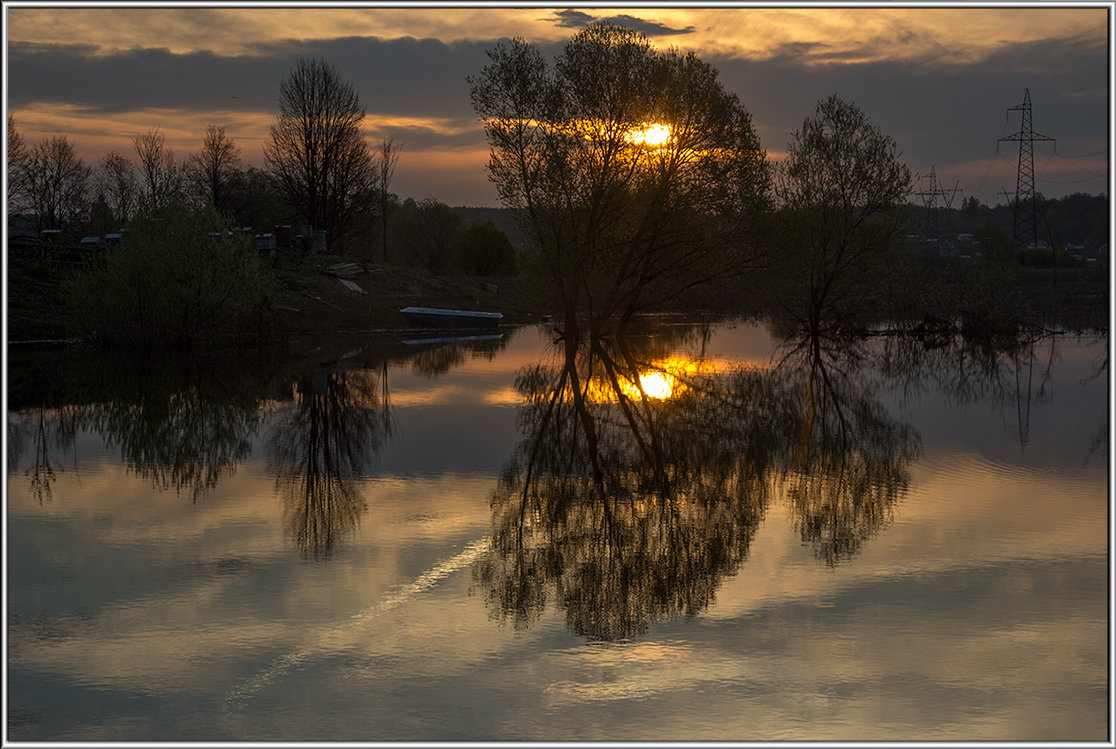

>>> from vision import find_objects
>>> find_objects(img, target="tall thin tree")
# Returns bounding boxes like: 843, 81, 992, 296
27, 135, 91, 234
377, 137, 400, 263
186, 125, 242, 215
133, 126, 183, 213
99, 151, 138, 228
7, 115, 31, 215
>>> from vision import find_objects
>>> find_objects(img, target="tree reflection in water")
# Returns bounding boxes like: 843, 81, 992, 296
91, 386, 263, 501
7, 405, 80, 505
6, 348, 278, 504
475, 331, 769, 640
475, 324, 923, 639
267, 366, 393, 559
265, 334, 505, 558
873, 327, 1066, 449
773, 330, 921, 566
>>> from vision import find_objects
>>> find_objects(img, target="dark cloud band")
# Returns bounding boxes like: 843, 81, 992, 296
547, 9, 696, 36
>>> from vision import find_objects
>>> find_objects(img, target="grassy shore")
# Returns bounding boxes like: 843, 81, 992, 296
7, 249, 549, 343
267, 252, 548, 334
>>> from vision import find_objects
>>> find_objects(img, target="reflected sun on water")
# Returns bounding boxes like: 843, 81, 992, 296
614, 370, 675, 400
587, 356, 708, 402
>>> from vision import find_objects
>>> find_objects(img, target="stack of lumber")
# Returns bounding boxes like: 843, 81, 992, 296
322, 262, 363, 279
322, 262, 368, 294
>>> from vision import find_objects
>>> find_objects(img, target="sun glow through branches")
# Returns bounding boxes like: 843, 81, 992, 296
625, 123, 673, 148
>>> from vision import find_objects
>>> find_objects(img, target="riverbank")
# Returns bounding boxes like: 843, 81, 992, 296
7, 249, 1107, 345
6, 250, 550, 343
265, 253, 547, 334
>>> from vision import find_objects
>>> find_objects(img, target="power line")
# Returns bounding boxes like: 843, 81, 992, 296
1037, 174, 1107, 185
973, 147, 1005, 202
1046, 149, 1107, 159
1048, 149, 1107, 178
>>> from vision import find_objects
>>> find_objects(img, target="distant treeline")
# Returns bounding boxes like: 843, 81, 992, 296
897, 192, 1109, 256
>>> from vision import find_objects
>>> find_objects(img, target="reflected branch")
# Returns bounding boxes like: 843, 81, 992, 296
268, 368, 395, 559
774, 329, 921, 566
476, 332, 779, 639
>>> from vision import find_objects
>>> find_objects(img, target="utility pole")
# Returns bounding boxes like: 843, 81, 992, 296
998, 88, 1055, 255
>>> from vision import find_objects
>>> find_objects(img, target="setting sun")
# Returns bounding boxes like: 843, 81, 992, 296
626, 122, 672, 148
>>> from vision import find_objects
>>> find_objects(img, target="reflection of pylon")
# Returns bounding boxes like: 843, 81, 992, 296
998, 88, 1055, 250
914, 165, 960, 252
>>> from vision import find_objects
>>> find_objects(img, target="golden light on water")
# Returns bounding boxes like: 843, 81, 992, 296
585, 367, 680, 402
580, 356, 750, 404
625, 371, 676, 400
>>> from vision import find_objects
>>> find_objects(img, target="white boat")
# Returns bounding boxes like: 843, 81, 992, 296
400, 306, 503, 329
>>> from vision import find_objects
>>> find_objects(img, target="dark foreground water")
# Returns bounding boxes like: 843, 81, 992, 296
6, 319, 1109, 742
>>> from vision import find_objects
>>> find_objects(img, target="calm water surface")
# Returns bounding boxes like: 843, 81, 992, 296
6, 319, 1109, 742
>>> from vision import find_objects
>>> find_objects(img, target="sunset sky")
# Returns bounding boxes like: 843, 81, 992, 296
5, 3, 1111, 208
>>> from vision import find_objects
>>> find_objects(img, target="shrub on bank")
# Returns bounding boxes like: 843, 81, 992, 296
64, 204, 278, 346
457, 220, 516, 276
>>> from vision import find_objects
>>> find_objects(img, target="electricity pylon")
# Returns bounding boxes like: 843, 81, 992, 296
914, 165, 960, 253
998, 88, 1055, 250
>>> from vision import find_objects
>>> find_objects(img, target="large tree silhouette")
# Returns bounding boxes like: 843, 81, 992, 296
470, 23, 772, 337
264, 56, 376, 246
774, 95, 913, 332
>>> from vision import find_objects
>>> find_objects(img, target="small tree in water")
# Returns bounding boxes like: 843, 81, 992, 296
774, 94, 913, 333
469, 23, 772, 338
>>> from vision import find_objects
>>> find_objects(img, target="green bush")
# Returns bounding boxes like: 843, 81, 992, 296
64, 204, 278, 346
